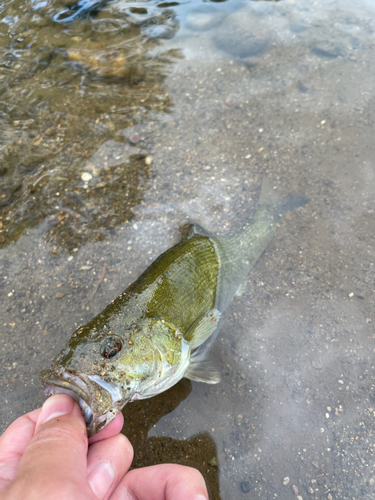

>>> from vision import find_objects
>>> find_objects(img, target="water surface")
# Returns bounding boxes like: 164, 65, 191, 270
1, 0, 375, 498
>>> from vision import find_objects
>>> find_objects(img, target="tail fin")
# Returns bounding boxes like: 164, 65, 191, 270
274, 195, 309, 218
257, 176, 278, 207
258, 176, 308, 220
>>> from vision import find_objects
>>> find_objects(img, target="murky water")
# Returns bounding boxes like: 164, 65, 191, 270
1, 0, 375, 498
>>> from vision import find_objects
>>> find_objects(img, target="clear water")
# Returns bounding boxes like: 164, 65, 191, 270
1, 0, 375, 498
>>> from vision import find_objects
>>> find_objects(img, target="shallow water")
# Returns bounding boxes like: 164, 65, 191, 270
1, 0, 375, 498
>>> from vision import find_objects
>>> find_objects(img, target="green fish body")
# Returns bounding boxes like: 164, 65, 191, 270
40, 183, 307, 436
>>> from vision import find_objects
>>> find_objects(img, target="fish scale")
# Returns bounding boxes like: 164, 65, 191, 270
40, 181, 308, 436
129, 234, 219, 332
212, 205, 275, 312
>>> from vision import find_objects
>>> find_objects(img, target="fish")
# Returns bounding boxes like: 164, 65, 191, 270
39, 180, 307, 436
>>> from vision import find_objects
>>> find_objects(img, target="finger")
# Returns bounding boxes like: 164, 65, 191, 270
0, 408, 41, 491
111, 464, 209, 500
88, 413, 124, 445
1, 394, 92, 500
86, 433, 133, 500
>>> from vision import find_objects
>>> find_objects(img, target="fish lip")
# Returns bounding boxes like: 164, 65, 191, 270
40, 368, 90, 403
39, 368, 117, 437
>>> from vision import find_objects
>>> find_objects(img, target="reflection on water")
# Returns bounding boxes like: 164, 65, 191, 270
1, 0, 375, 499
52, 1, 114, 23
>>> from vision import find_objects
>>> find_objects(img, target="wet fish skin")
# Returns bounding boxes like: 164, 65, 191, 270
40, 233, 220, 436
39, 182, 307, 436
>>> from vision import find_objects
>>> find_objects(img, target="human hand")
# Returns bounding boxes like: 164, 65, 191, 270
0, 394, 208, 500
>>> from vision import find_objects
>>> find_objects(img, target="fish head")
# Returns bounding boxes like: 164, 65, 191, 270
39, 316, 189, 436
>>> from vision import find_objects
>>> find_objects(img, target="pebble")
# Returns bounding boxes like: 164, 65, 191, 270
292, 484, 299, 495
55, 292, 64, 298
348, 292, 354, 297
45, 128, 56, 136
312, 358, 323, 369
0, 221, 3, 229
327, 494, 333, 500
81, 172, 93, 182
312, 43, 347, 59
208, 456, 218, 467
20, 28, 36, 37
239, 481, 251, 494
282, 477, 290, 486
297, 496, 303, 500
366, 318, 372, 323
308, 486, 314, 494
213, 14, 270, 58
80, 265, 92, 270
129, 133, 141, 144
145, 156, 152, 165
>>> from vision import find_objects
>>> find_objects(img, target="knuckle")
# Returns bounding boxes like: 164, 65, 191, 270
28, 422, 86, 453
173, 464, 205, 486
173, 463, 203, 479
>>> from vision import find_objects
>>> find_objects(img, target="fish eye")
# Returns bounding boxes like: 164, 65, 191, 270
100, 337, 122, 359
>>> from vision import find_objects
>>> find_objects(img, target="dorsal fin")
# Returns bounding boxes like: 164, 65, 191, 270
187, 221, 216, 239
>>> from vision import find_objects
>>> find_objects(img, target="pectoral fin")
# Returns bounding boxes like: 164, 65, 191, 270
185, 352, 221, 384
184, 309, 221, 350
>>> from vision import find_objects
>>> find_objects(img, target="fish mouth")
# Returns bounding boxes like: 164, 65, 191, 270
39, 368, 123, 437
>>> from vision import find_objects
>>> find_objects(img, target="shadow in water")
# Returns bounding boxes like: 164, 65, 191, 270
122, 378, 221, 500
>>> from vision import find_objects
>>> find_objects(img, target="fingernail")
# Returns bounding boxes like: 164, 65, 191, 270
41, 394, 75, 424
87, 462, 115, 500
194, 496, 208, 500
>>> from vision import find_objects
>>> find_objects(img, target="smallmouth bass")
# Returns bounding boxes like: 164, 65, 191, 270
40, 181, 307, 436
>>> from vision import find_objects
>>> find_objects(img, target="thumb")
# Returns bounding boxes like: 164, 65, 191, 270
2, 394, 91, 500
